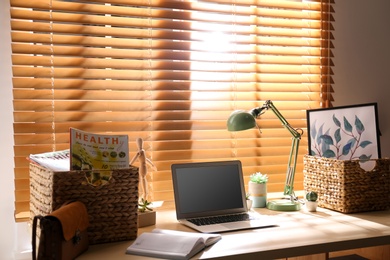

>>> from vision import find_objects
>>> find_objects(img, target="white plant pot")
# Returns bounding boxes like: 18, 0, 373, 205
306, 201, 318, 212
248, 182, 267, 208
246, 199, 253, 210
138, 211, 156, 227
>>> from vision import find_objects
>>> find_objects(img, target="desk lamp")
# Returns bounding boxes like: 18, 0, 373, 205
227, 100, 303, 211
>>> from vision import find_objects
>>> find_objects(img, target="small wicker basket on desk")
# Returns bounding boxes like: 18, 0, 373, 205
29, 163, 139, 244
303, 155, 390, 213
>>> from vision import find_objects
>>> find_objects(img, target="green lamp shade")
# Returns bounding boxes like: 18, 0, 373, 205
227, 110, 256, 131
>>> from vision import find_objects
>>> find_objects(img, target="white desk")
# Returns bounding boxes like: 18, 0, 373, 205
78, 207, 390, 259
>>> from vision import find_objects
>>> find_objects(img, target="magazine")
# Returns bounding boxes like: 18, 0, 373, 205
28, 129, 129, 186
126, 229, 221, 260
28, 149, 70, 171
70, 128, 129, 186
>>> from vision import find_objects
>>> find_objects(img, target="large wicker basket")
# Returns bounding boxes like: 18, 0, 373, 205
30, 163, 139, 244
303, 155, 390, 213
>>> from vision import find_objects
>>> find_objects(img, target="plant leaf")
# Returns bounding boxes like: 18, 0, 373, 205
355, 115, 365, 134
348, 138, 357, 148
333, 114, 341, 127
334, 128, 341, 143
342, 141, 353, 155
321, 143, 330, 156
323, 149, 336, 158
322, 129, 331, 152
310, 121, 317, 140
316, 123, 324, 145
343, 116, 353, 133
320, 135, 334, 145
359, 140, 372, 148
359, 154, 372, 162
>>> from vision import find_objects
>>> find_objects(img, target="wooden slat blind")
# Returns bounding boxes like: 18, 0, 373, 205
11, 0, 333, 221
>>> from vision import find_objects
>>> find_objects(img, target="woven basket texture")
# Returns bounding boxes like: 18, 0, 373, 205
303, 155, 390, 213
30, 163, 139, 244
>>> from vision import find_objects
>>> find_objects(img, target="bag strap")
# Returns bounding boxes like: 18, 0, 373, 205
32, 216, 42, 260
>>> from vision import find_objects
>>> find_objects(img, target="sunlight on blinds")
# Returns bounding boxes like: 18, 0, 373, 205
10, 0, 333, 221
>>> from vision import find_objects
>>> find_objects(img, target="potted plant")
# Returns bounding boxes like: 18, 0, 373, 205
138, 198, 156, 227
305, 191, 318, 212
138, 198, 153, 213
248, 172, 268, 208
246, 193, 253, 210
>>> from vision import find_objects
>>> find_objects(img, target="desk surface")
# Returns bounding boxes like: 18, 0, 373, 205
78, 207, 390, 259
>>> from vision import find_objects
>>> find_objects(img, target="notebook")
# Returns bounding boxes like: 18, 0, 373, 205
171, 160, 277, 233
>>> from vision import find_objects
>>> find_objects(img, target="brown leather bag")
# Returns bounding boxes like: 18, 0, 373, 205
32, 201, 89, 260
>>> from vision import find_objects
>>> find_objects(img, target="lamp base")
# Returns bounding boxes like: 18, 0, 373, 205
266, 199, 301, 211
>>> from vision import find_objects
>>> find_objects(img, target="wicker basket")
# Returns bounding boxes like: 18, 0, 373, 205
303, 155, 390, 213
30, 163, 139, 244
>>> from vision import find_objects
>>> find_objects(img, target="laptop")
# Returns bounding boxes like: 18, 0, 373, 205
171, 160, 277, 233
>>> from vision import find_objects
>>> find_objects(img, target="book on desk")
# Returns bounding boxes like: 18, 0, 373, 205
126, 228, 221, 260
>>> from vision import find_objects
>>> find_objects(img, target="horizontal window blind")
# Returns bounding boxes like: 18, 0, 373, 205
11, 0, 333, 221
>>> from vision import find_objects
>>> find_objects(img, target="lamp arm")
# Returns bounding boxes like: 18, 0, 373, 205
253, 100, 303, 199
284, 137, 300, 198
259, 100, 302, 139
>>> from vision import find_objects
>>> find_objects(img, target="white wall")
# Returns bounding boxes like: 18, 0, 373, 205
333, 0, 390, 157
1, 1, 31, 259
0, 0, 16, 258
0, 1, 30, 259
1, 0, 389, 259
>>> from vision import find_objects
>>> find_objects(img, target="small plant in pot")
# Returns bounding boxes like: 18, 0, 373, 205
248, 172, 268, 208
305, 191, 318, 212
250, 172, 269, 184
138, 198, 153, 213
245, 192, 253, 210
138, 197, 156, 227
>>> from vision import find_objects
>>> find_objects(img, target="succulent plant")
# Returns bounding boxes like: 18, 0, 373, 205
249, 172, 268, 184
306, 191, 318, 202
138, 198, 153, 213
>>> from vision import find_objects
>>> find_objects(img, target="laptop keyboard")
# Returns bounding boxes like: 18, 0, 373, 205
188, 213, 251, 226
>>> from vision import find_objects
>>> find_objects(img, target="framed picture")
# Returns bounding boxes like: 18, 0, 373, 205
307, 103, 381, 161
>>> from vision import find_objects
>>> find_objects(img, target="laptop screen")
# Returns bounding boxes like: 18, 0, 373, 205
172, 160, 247, 219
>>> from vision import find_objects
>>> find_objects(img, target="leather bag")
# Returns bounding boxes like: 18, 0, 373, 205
32, 201, 89, 260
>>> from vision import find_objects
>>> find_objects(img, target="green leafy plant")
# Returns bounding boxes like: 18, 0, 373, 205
249, 172, 268, 184
138, 198, 153, 213
310, 114, 373, 162
306, 191, 318, 202
245, 192, 251, 200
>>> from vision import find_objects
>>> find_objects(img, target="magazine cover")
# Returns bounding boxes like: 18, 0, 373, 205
70, 128, 129, 186
28, 149, 70, 171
